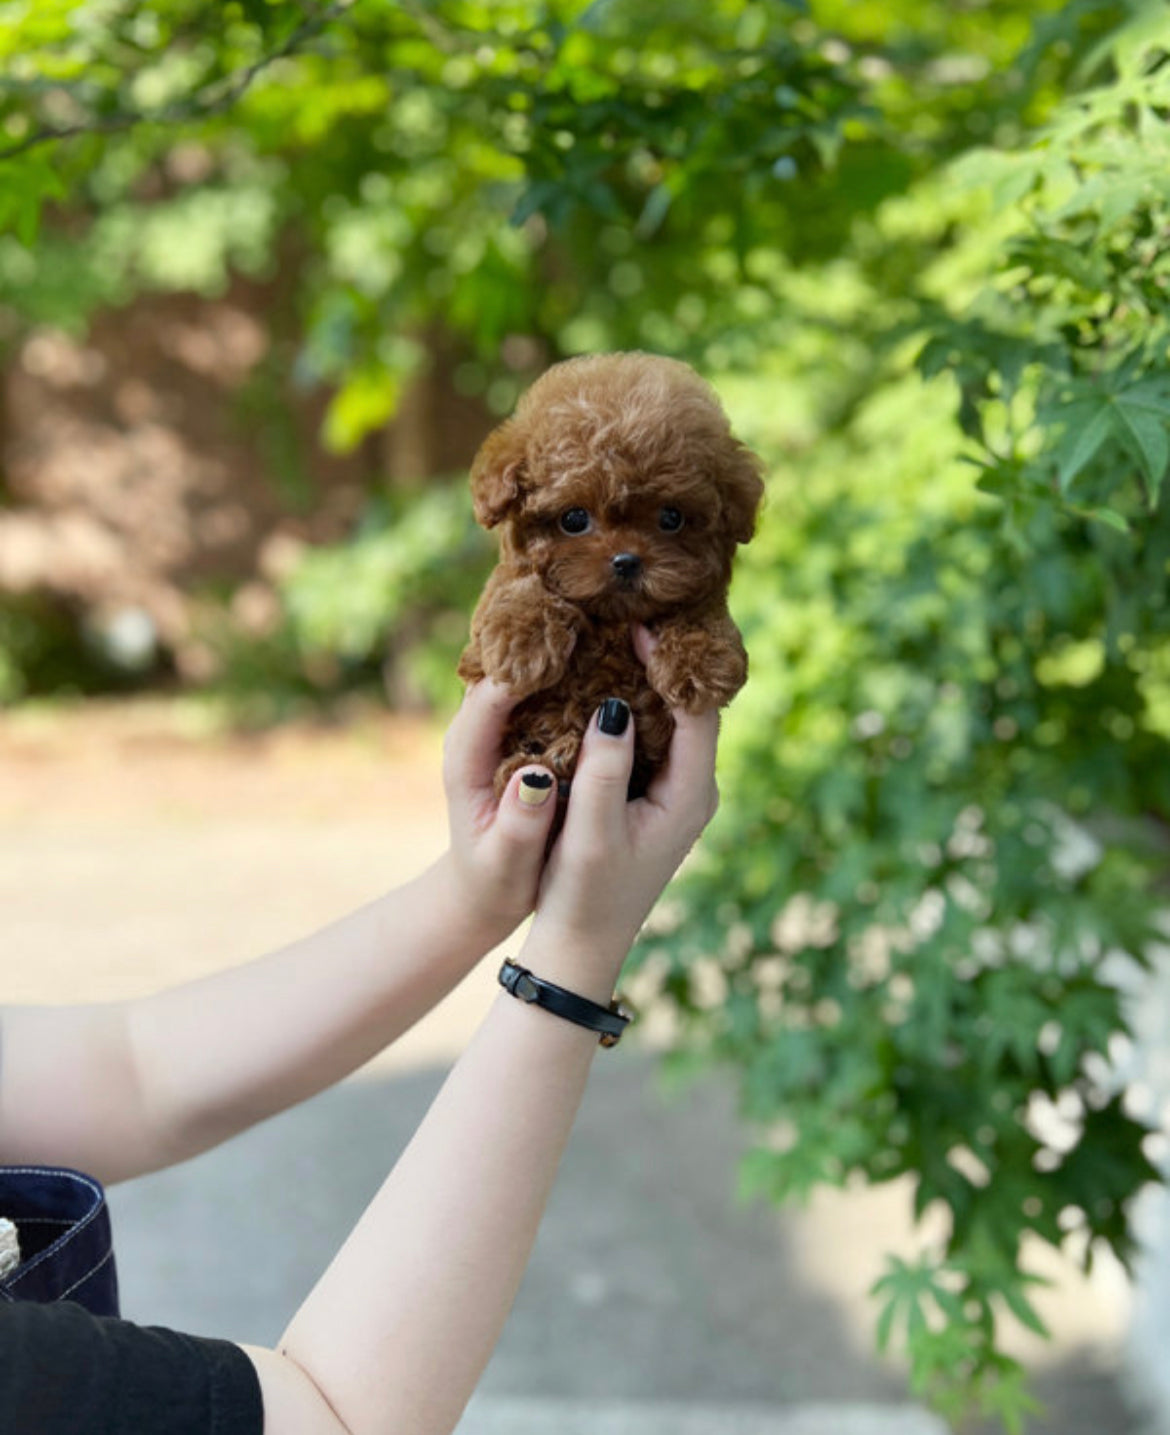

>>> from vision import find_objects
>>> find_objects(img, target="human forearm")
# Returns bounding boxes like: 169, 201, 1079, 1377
122, 855, 491, 1171
248, 696, 718, 1435
0, 858, 489, 1185
263, 946, 613, 1435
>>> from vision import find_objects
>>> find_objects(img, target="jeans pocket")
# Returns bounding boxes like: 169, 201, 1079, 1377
0, 1166, 120, 1317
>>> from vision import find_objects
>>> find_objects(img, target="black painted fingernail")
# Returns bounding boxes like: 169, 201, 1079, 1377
598, 697, 630, 736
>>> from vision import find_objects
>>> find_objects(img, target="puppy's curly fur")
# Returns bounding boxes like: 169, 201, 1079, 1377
458, 351, 764, 797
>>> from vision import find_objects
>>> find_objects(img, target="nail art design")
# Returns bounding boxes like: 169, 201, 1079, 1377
519, 770, 555, 805
598, 697, 630, 736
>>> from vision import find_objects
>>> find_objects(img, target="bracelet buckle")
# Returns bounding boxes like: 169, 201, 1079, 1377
500, 963, 540, 1003
600, 1000, 633, 1047
502, 958, 542, 1004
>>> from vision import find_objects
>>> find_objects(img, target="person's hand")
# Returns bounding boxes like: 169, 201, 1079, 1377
438, 679, 560, 951
520, 629, 721, 1002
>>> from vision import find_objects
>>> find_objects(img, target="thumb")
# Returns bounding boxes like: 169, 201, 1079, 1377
490, 764, 559, 868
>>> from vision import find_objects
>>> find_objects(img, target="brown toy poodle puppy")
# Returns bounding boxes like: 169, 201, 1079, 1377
458, 351, 764, 798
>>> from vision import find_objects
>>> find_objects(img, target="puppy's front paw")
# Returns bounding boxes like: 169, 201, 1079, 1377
649, 629, 747, 712
480, 617, 577, 698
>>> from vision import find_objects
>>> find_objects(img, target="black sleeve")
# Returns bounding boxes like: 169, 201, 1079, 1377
0, 1299, 263, 1435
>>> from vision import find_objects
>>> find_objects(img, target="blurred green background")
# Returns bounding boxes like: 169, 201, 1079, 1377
4, 2, 1170, 1428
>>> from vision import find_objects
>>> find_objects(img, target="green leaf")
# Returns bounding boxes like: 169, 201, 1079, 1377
1042, 376, 1170, 501
874, 1293, 897, 1355
977, 1353, 1045, 1435
1006, 233, 1108, 291
1109, 381, 1170, 499
322, 366, 400, 454
1000, 1279, 1051, 1340
1052, 400, 1114, 493
870, 1252, 957, 1355
635, 180, 674, 238
1068, 506, 1130, 535
0, 150, 66, 246
1055, 1095, 1162, 1272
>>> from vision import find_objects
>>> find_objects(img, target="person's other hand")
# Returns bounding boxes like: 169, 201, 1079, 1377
521, 629, 720, 1002
439, 680, 559, 949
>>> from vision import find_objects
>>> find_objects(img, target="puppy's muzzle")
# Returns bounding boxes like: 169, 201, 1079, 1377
611, 552, 643, 583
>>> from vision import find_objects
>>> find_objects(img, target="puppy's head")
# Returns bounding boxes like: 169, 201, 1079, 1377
470, 352, 764, 621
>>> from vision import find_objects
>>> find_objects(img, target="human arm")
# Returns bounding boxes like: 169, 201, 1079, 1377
245, 685, 720, 1435
0, 681, 560, 1186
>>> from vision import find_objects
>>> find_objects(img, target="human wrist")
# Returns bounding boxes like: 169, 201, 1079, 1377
516, 922, 630, 1007
419, 853, 513, 962
497, 958, 632, 1048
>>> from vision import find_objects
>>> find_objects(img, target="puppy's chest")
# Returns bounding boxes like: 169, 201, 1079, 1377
563, 620, 648, 701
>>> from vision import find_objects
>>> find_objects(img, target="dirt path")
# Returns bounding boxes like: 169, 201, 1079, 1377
0, 698, 500, 1071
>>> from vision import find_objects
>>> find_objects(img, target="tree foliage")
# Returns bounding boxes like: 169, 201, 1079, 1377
3, 2, 1170, 1429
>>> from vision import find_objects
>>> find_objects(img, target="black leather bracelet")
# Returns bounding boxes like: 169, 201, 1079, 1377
498, 959, 632, 1048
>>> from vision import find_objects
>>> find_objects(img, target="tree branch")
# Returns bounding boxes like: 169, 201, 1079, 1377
0, 0, 356, 163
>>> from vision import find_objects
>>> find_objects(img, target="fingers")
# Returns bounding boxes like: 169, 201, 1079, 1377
561, 699, 635, 850
443, 679, 520, 798
631, 622, 658, 668
632, 622, 719, 826
643, 705, 721, 829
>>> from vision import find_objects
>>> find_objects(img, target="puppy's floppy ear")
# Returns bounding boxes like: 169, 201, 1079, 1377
718, 441, 766, 545
470, 420, 528, 529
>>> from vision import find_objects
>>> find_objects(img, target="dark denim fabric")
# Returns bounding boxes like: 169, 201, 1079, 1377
0, 1166, 119, 1317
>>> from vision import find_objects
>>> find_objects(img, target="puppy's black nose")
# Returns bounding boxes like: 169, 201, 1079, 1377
612, 552, 642, 580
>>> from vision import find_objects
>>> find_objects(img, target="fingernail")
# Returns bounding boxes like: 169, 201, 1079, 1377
519, 770, 555, 806
598, 697, 630, 736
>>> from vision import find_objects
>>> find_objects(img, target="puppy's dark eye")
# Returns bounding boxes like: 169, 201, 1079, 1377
559, 508, 591, 535
658, 506, 684, 533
